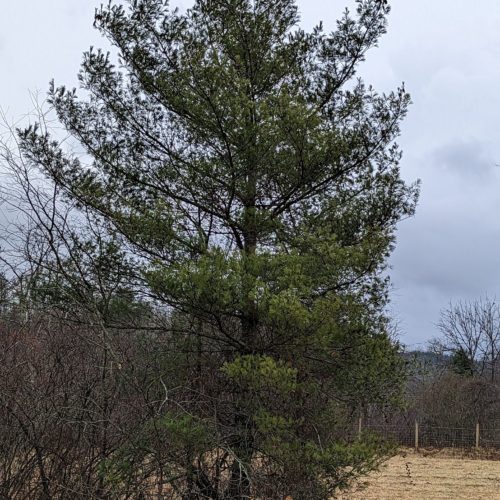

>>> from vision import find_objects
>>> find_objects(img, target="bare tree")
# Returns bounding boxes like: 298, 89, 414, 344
436, 296, 500, 382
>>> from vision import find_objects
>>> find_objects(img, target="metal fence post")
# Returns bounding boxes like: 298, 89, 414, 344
415, 420, 419, 450
476, 422, 480, 449
358, 416, 362, 439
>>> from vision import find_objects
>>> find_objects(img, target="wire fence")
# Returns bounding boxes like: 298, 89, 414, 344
355, 420, 500, 450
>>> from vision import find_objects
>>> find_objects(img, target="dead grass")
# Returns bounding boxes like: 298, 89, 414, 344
339, 449, 500, 500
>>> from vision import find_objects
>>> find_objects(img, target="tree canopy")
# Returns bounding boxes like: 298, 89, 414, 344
16, 0, 418, 497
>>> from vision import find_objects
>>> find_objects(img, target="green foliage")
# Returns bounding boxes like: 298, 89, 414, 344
222, 354, 298, 393
451, 348, 475, 377
18, 0, 418, 496
155, 412, 211, 451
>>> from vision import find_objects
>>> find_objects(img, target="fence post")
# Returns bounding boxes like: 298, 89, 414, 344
415, 421, 419, 450
476, 422, 480, 449
358, 416, 362, 439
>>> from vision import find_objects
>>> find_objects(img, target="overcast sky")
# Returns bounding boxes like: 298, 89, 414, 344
1, 0, 500, 348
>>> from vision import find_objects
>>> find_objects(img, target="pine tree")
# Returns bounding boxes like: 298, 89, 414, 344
19, 0, 418, 497
451, 348, 475, 377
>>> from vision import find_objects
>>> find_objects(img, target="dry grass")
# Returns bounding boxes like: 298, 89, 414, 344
340, 449, 500, 500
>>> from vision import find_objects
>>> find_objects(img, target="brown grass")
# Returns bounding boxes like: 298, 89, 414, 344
339, 449, 500, 500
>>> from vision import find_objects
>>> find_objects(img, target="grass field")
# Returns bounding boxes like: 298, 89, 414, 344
341, 449, 500, 499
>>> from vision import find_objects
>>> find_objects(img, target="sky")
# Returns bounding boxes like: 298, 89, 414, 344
1, 0, 500, 348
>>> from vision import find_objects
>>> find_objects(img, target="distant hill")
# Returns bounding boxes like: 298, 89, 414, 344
403, 350, 450, 366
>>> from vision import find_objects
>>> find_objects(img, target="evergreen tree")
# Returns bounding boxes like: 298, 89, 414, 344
451, 348, 475, 377
19, 0, 418, 496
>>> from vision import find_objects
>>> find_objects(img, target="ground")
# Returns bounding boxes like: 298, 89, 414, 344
340, 449, 500, 499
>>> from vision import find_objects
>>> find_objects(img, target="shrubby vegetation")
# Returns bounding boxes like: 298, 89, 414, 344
413, 298, 500, 432
364, 299, 500, 447
0, 0, 418, 497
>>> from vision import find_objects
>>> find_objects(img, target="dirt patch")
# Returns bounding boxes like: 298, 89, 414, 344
340, 450, 500, 499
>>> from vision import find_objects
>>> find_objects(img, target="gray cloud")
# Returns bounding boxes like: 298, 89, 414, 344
390, 138, 500, 346
433, 140, 496, 179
